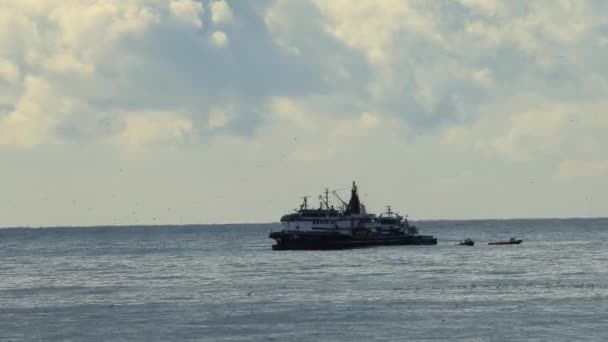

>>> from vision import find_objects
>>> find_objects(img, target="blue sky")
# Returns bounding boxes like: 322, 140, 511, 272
1, 0, 607, 226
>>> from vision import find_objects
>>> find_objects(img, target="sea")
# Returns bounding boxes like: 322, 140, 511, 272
1, 219, 607, 342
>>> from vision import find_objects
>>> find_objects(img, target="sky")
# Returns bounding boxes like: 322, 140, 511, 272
1, 0, 607, 226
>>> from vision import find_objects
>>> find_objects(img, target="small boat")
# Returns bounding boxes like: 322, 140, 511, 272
458, 239, 474, 246
488, 237, 522, 245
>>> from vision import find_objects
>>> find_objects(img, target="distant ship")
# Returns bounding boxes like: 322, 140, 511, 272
269, 182, 437, 250
488, 238, 522, 245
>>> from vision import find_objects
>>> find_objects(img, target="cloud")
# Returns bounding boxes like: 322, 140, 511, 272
459, 0, 506, 16
207, 106, 235, 128
2, 0, 308, 148
2, 0, 608, 224
210, 0, 234, 24
42, 53, 96, 76
441, 98, 608, 162
116, 111, 193, 148
4, 0, 607, 153
263, 96, 408, 163
169, 0, 204, 28
210, 30, 229, 47
0, 58, 20, 84
0, 0, 171, 147
0, 76, 78, 147
315, 0, 445, 66
471, 68, 493, 88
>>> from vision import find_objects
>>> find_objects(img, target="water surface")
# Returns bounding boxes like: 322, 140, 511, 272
1, 219, 607, 341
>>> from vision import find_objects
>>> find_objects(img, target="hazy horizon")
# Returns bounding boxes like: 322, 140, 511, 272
2, 216, 608, 230
2, 1, 607, 226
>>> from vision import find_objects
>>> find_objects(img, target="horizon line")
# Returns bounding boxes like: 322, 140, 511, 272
2, 216, 607, 229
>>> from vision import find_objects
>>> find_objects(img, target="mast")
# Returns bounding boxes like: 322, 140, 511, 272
318, 188, 332, 211
345, 181, 362, 214
300, 196, 309, 210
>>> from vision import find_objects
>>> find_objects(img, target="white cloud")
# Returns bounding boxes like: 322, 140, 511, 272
459, 0, 506, 16
0, 0, 161, 79
42, 53, 95, 76
441, 99, 608, 161
263, 1, 311, 57
207, 106, 235, 128
471, 67, 493, 88
463, 20, 503, 48
0, 6, 43, 65
210, 30, 229, 47
0, 58, 20, 84
332, 112, 382, 139
0, 76, 79, 147
0, 0, 208, 149
266, 0, 608, 168
494, 102, 608, 160
116, 111, 193, 148
210, 0, 233, 24
266, 96, 407, 162
266, 0, 450, 114
260, 0, 606, 167
493, 109, 573, 160
169, 0, 204, 28
462, 1, 604, 69
314, 0, 444, 66
270, 97, 307, 124
48, 1, 160, 49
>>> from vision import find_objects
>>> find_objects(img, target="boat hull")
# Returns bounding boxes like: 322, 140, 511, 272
488, 240, 522, 245
269, 231, 437, 250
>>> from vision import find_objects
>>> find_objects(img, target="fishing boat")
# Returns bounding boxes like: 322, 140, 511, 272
488, 237, 522, 245
269, 182, 437, 250
458, 238, 474, 246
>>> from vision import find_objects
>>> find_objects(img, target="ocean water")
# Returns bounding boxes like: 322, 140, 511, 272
1, 219, 607, 341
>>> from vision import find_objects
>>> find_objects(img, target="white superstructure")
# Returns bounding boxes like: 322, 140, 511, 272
278, 182, 419, 236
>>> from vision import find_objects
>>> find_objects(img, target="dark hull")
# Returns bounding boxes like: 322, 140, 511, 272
269, 231, 437, 250
488, 240, 522, 245
459, 242, 474, 246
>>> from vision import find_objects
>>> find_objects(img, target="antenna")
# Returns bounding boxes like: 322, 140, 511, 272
317, 188, 332, 210
300, 196, 310, 210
